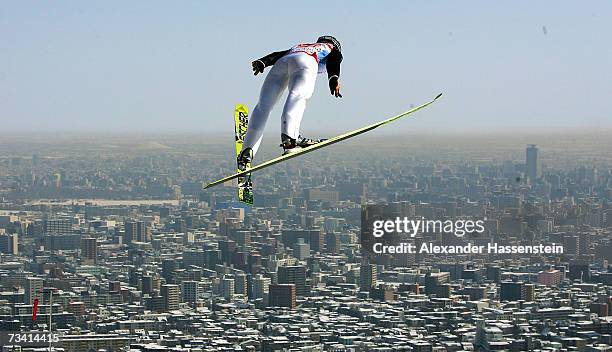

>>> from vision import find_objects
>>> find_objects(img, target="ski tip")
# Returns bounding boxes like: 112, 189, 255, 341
434, 92, 443, 100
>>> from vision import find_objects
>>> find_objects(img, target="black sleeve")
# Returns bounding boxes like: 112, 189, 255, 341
326, 49, 343, 79
257, 49, 290, 67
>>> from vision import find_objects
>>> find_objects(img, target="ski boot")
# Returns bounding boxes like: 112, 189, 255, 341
281, 133, 325, 155
237, 147, 253, 171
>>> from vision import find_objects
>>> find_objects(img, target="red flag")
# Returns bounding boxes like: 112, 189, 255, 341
32, 298, 39, 321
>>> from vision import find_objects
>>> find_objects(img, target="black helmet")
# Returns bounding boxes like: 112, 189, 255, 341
317, 35, 341, 52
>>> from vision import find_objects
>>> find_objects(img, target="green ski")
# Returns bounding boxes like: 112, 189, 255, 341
234, 104, 253, 205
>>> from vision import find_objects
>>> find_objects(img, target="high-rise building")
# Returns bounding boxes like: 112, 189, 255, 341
141, 275, 153, 295
220, 276, 235, 301
219, 240, 237, 264
181, 281, 201, 305
360, 263, 377, 292
526, 144, 540, 181
278, 265, 307, 296
569, 261, 591, 282
162, 259, 177, 283
0, 233, 18, 254
160, 284, 180, 311
292, 238, 310, 260
124, 220, 149, 244
43, 218, 72, 234
25, 277, 44, 305
234, 272, 248, 295
563, 235, 580, 256
80, 237, 97, 264
251, 274, 271, 301
234, 230, 251, 249
325, 232, 340, 254
523, 284, 535, 302
269, 284, 296, 309
500, 281, 524, 301
183, 250, 207, 268
424, 272, 451, 296
486, 265, 502, 283
281, 229, 324, 252
205, 249, 221, 268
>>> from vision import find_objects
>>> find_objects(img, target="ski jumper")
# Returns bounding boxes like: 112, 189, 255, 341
242, 42, 343, 156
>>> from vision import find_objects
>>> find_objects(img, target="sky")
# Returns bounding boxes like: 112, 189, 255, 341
1, 1, 611, 136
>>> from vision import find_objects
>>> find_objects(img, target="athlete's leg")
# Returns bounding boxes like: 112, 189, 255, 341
280, 55, 318, 139
242, 59, 289, 156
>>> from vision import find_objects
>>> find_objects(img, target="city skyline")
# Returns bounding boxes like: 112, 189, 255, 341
0, 137, 610, 350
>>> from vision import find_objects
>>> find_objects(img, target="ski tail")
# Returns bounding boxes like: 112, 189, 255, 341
234, 104, 253, 205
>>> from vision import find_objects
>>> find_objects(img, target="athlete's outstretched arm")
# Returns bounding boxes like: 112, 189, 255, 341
326, 50, 343, 97
251, 50, 290, 75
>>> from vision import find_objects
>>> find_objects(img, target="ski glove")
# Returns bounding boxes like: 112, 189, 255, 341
329, 76, 342, 98
252, 60, 265, 75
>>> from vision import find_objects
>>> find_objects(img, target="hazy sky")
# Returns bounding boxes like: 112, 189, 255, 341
1, 1, 611, 135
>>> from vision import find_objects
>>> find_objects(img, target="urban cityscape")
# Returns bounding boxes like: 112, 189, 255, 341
0, 133, 611, 351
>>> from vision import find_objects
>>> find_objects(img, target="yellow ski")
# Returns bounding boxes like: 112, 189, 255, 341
205, 93, 442, 190
234, 104, 253, 205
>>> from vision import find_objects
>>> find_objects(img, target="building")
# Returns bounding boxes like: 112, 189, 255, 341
278, 265, 307, 296
60, 334, 131, 352
80, 237, 97, 264
183, 250, 207, 268
281, 229, 324, 252
486, 266, 502, 283
0, 233, 18, 254
523, 284, 535, 302
500, 281, 524, 301
25, 277, 44, 305
234, 272, 248, 295
251, 274, 271, 301
293, 238, 310, 260
181, 281, 201, 305
526, 144, 540, 181
219, 240, 237, 264
0, 214, 18, 228
234, 230, 251, 249
371, 285, 395, 302
42, 233, 82, 250
43, 218, 72, 234
146, 295, 165, 312
220, 276, 235, 301
304, 188, 339, 205
466, 286, 486, 300
424, 272, 450, 295
124, 220, 149, 244
324, 232, 340, 253
538, 269, 562, 287
269, 284, 296, 309
108, 281, 121, 293
360, 263, 377, 292
160, 284, 180, 311
569, 261, 591, 282
141, 275, 153, 295
162, 259, 177, 283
